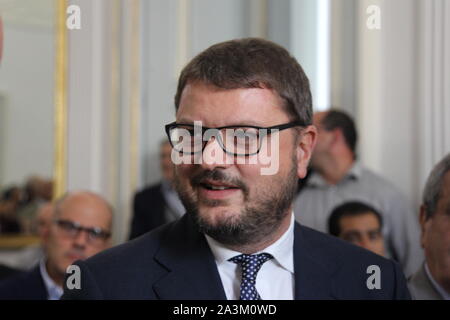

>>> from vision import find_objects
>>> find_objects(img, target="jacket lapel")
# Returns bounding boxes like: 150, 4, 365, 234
152, 214, 227, 300
153, 216, 337, 300
293, 223, 336, 299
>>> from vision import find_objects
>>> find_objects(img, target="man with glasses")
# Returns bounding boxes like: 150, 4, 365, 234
0, 191, 112, 299
63, 38, 410, 300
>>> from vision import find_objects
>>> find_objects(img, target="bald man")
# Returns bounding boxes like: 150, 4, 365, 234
0, 191, 113, 300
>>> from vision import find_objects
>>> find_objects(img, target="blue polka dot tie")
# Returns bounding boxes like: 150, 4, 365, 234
229, 253, 274, 300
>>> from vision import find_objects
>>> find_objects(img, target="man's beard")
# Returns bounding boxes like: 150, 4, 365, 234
174, 157, 298, 247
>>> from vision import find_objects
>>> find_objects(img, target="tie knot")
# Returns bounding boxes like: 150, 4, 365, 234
229, 253, 273, 265
229, 253, 273, 300
229, 253, 273, 275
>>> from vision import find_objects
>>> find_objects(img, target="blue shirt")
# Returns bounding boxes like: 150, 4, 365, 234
39, 259, 63, 300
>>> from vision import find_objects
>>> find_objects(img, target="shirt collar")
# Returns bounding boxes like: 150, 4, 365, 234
39, 258, 63, 300
425, 263, 450, 300
307, 161, 362, 187
205, 213, 295, 274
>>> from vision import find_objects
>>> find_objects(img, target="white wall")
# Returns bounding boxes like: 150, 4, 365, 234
356, 0, 450, 206
139, 0, 312, 188
140, 0, 179, 188
140, 0, 252, 187
66, 0, 131, 243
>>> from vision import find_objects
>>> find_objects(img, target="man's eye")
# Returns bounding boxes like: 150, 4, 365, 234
88, 230, 102, 239
61, 222, 76, 231
368, 231, 381, 240
342, 233, 360, 243
230, 129, 258, 140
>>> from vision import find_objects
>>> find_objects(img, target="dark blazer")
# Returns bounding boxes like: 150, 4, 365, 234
0, 264, 21, 282
63, 214, 411, 300
129, 183, 169, 240
0, 265, 47, 300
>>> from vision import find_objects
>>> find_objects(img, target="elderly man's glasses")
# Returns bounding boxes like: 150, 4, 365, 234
54, 219, 111, 245
165, 121, 303, 156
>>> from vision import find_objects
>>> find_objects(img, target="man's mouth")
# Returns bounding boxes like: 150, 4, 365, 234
67, 252, 85, 261
199, 180, 240, 191
197, 180, 241, 200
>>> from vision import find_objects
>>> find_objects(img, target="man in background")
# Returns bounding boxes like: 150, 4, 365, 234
293, 109, 422, 276
0, 191, 112, 299
129, 140, 184, 239
408, 153, 450, 300
328, 201, 385, 256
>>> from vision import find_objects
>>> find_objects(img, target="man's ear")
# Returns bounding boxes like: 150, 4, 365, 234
419, 205, 428, 249
296, 125, 317, 179
331, 128, 344, 150
40, 226, 51, 248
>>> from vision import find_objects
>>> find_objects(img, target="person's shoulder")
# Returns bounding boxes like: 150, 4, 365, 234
296, 225, 410, 299
134, 182, 163, 200
0, 265, 46, 299
298, 224, 391, 266
82, 220, 175, 273
136, 182, 161, 196
407, 264, 442, 300
63, 218, 187, 299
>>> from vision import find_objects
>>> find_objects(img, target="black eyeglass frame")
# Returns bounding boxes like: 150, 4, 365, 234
165, 120, 304, 156
53, 219, 111, 241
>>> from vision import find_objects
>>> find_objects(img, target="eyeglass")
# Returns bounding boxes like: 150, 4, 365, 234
53, 219, 111, 245
165, 121, 304, 156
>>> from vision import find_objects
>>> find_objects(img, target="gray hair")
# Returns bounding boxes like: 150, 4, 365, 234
422, 153, 450, 219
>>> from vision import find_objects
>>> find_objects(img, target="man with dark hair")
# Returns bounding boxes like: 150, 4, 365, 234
408, 153, 450, 300
320, 110, 358, 155
328, 201, 385, 256
63, 38, 410, 300
294, 109, 422, 276
129, 140, 185, 239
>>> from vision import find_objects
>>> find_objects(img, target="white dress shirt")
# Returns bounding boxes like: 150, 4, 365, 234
205, 213, 295, 300
39, 258, 63, 300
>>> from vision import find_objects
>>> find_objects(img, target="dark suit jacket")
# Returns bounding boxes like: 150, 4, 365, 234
63, 214, 411, 300
129, 183, 169, 240
0, 264, 21, 282
0, 265, 47, 300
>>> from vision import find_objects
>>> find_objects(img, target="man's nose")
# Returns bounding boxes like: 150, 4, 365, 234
72, 230, 88, 248
200, 136, 234, 169
358, 236, 372, 251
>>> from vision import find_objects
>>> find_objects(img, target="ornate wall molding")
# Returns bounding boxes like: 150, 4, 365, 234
53, 0, 68, 199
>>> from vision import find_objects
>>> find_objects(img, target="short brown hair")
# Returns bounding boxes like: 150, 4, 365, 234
174, 38, 312, 125
322, 109, 358, 154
